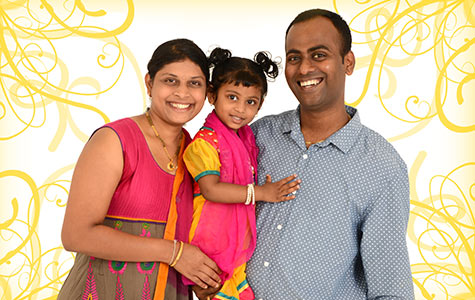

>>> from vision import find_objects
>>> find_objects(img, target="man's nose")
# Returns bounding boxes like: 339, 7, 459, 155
299, 57, 317, 75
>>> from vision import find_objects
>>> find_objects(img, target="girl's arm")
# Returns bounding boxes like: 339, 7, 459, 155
198, 173, 300, 204
61, 127, 221, 289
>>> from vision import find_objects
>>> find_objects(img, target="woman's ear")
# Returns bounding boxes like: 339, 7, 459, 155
145, 73, 152, 97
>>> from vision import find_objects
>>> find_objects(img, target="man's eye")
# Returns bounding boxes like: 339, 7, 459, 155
313, 53, 325, 59
287, 56, 300, 63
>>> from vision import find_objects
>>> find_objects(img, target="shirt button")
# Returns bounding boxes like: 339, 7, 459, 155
263, 261, 270, 267
277, 224, 283, 230
302, 154, 308, 159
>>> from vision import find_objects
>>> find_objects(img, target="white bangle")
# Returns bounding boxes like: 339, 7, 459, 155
245, 184, 253, 205
251, 184, 255, 205
168, 239, 177, 265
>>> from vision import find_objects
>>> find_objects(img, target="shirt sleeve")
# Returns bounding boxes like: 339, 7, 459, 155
360, 162, 415, 299
183, 138, 221, 181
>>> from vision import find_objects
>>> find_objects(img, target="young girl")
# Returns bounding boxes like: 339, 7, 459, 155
183, 48, 301, 300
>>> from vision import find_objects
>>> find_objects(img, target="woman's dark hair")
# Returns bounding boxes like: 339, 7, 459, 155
208, 47, 279, 104
147, 39, 209, 81
286, 9, 352, 60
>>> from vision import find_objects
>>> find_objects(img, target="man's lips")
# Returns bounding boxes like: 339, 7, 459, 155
298, 78, 323, 88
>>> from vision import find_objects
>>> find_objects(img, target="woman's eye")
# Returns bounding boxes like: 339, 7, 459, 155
189, 80, 202, 87
164, 78, 176, 84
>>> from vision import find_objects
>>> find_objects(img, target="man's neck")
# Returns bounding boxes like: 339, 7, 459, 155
300, 104, 350, 143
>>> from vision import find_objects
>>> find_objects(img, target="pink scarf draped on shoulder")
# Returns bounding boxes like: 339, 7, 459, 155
187, 110, 258, 283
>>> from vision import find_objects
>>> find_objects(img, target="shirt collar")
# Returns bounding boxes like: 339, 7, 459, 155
281, 105, 362, 154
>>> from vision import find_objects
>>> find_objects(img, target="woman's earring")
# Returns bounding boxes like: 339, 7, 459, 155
148, 95, 152, 102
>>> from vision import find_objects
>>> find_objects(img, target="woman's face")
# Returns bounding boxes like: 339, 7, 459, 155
145, 59, 207, 127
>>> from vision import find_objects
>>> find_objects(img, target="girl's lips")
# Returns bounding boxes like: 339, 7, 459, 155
231, 115, 244, 124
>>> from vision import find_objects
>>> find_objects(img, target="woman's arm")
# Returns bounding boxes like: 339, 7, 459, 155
61, 127, 221, 289
198, 173, 300, 204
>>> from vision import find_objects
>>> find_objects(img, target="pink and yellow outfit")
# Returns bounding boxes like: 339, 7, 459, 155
183, 111, 257, 300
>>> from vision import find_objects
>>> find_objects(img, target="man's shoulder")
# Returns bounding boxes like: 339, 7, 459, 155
251, 109, 296, 133
357, 124, 407, 172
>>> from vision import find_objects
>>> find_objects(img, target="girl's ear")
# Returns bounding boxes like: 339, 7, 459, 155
207, 87, 216, 105
257, 96, 264, 111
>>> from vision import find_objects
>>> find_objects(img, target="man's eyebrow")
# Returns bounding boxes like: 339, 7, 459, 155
308, 45, 330, 52
286, 45, 331, 55
286, 49, 301, 55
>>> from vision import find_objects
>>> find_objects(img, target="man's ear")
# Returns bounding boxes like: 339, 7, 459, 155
344, 51, 355, 75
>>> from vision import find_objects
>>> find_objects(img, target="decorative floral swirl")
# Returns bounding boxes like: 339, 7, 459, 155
0, 0, 135, 144
408, 152, 474, 298
0, 166, 76, 299
335, 0, 474, 137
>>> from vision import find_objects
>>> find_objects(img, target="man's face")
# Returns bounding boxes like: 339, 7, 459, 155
285, 16, 354, 112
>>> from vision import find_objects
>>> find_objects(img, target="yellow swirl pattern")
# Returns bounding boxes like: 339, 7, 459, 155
0, 1, 473, 299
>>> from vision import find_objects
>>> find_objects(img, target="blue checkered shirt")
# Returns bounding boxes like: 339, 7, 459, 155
246, 106, 414, 299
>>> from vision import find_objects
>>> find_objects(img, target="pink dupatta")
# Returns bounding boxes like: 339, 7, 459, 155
186, 110, 258, 283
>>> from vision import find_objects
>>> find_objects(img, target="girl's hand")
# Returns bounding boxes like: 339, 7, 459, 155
173, 243, 222, 289
258, 174, 301, 202
192, 284, 222, 300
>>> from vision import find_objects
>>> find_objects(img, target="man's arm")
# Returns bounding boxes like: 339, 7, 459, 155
360, 162, 415, 299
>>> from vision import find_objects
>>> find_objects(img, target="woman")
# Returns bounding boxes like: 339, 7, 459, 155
58, 39, 221, 300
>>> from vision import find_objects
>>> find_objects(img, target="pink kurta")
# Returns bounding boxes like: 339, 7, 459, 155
58, 118, 193, 300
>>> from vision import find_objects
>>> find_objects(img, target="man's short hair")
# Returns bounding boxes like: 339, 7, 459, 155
286, 9, 352, 58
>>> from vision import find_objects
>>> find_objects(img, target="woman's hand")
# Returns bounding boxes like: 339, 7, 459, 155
173, 243, 222, 289
192, 284, 222, 300
256, 174, 301, 202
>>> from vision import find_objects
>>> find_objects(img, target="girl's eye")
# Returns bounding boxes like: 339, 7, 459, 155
247, 99, 258, 105
228, 94, 238, 101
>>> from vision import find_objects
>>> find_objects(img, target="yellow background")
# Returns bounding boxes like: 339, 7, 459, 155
0, 0, 474, 299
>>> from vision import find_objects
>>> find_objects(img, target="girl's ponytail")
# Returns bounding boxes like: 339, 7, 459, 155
254, 52, 279, 79
208, 47, 232, 68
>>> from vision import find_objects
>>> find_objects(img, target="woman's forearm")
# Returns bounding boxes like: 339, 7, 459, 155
62, 222, 174, 263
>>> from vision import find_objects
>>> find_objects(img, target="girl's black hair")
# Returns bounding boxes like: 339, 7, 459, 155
208, 47, 279, 102
147, 39, 209, 81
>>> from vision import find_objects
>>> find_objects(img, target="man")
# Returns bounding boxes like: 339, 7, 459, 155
246, 9, 415, 299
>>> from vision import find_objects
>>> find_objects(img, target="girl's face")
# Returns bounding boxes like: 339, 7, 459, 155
209, 82, 262, 131
145, 59, 207, 127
